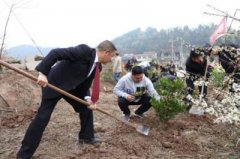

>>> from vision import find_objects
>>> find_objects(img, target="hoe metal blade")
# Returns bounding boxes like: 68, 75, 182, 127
136, 124, 150, 136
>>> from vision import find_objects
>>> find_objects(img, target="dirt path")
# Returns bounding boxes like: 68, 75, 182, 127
1, 71, 240, 159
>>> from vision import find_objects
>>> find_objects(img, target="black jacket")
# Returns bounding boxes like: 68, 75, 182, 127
185, 57, 207, 79
219, 50, 235, 73
36, 44, 97, 99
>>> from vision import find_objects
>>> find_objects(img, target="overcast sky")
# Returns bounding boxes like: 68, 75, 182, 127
0, 0, 240, 48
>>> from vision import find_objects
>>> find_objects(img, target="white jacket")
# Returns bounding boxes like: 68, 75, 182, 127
113, 72, 160, 102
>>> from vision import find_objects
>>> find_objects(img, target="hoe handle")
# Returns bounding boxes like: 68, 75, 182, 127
0, 60, 138, 129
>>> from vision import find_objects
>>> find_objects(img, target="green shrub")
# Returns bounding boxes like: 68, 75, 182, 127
151, 77, 186, 121
210, 66, 225, 87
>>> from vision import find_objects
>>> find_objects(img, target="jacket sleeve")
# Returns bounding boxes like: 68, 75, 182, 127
35, 44, 91, 75
113, 78, 129, 99
145, 78, 160, 100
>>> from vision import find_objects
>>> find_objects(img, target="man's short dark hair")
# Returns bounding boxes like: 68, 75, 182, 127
132, 66, 143, 75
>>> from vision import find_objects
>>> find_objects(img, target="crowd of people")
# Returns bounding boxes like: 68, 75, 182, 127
16, 39, 240, 159
112, 43, 240, 111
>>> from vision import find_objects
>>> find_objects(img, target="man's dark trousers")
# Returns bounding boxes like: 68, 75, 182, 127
17, 92, 93, 159
118, 95, 152, 115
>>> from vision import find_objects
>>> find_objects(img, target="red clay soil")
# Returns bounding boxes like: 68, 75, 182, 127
1, 70, 240, 159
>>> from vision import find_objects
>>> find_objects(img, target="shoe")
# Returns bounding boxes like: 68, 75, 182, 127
134, 112, 144, 118
79, 138, 102, 145
122, 114, 130, 122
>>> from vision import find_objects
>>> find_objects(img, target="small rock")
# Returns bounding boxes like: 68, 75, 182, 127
181, 130, 199, 141
162, 141, 173, 148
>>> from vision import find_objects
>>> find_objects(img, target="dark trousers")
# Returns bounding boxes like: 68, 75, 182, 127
17, 91, 93, 159
186, 78, 207, 97
118, 95, 152, 115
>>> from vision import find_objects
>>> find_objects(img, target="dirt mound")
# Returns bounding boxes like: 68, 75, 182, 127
1, 70, 240, 159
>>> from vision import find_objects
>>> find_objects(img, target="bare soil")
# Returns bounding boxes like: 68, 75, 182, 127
1, 70, 240, 159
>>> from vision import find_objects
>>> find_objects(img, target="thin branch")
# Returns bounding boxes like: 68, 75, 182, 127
206, 4, 228, 15
3, 0, 45, 57
203, 12, 240, 22
228, 9, 240, 31
0, 4, 14, 58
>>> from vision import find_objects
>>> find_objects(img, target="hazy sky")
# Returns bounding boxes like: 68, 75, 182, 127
0, 0, 240, 48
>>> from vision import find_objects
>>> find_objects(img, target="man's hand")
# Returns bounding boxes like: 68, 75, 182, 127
88, 103, 97, 110
85, 98, 97, 110
37, 72, 48, 87
126, 95, 135, 102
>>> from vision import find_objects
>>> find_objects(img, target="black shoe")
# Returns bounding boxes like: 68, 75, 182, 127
79, 138, 102, 145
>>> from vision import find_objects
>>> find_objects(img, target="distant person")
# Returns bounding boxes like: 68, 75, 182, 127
168, 61, 176, 76
131, 57, 137, 65
112, 52, 122, 82
113, 66, 160, 122
150, 73, 159, 83
219, 45, 236, 74
17, 40, 117, 159
169, 60, 176, 70
185, 48, 210, 101
125, 59, 133, 71
160, 64, 176, 80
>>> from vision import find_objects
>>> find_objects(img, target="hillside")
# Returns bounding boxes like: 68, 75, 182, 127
5, 45, 53, 60
113, 25, 240, 54
5, 25, 240, 60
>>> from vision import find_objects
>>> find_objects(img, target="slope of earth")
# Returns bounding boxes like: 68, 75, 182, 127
1, 70, 240, 159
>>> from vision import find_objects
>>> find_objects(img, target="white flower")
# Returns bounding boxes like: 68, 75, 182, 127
190, 88, 240, 124
205, 107, 215, 115
186, 94, 193, 101
232, 83, 240, 92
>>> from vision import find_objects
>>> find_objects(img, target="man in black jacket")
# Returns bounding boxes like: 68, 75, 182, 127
185, 48, 208, 99
17, 40, 117, 159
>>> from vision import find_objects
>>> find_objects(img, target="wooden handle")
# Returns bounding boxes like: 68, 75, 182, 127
0, 60, 137, 128
0, 60, 89, 105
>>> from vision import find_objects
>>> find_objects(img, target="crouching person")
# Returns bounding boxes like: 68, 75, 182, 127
113, 66, 160, 122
